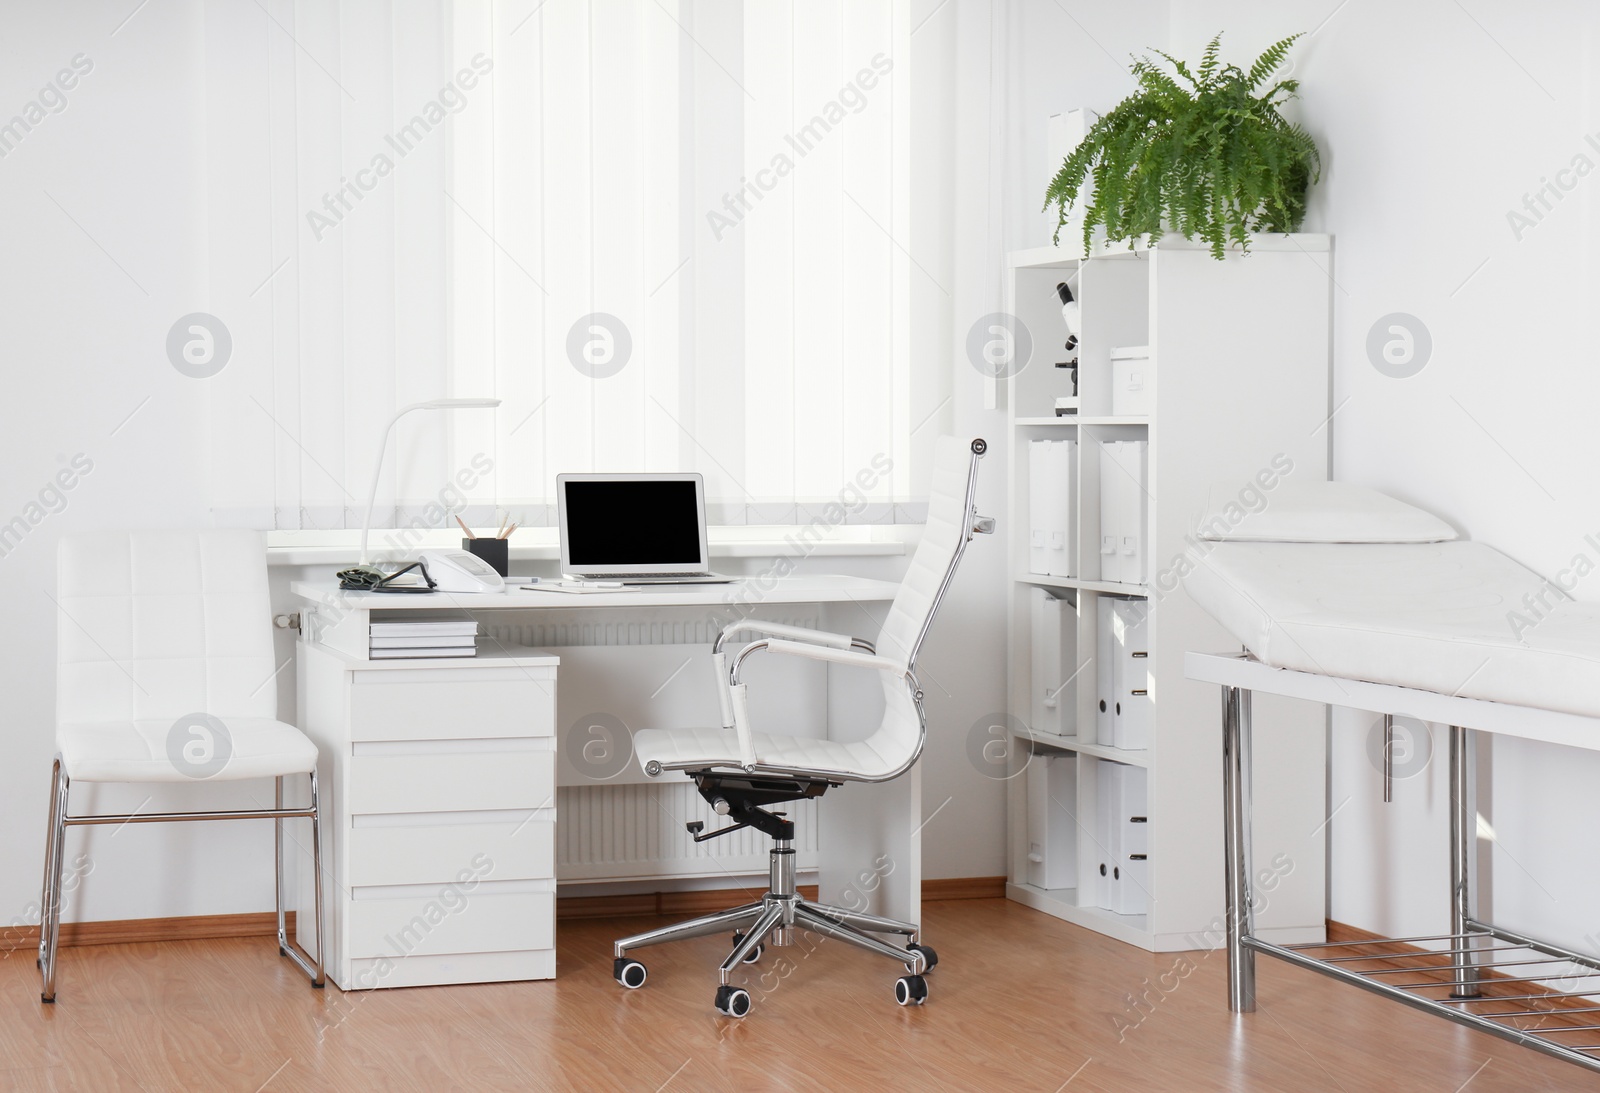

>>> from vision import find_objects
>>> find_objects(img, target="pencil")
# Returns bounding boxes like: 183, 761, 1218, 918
455, 515, 474, 538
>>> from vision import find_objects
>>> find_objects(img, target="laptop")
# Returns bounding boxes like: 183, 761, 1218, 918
556, 472, 733, 584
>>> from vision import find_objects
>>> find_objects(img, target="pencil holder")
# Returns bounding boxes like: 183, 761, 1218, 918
463, 537, 509, 577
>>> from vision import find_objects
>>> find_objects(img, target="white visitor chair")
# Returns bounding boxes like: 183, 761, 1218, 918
40, 530, 324, 1002
613, 436, 991, 1017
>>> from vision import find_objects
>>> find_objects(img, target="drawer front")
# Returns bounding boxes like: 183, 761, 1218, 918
346, 751, 554, 815
347, 821, 555, 887
350, 671, 555, 742
344, 949, 555, 990
346, 889, 554, 959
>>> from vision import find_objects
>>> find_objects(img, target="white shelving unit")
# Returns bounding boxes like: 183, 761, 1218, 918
1004, 235, 1334, 952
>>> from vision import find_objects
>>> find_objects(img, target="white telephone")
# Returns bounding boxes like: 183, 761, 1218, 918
416, 549, 506, 593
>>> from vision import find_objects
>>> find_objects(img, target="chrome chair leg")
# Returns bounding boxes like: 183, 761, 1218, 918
274, 776, 287, 957
615, 902, 766, 959
309, 769, 325, 987
719, 904, 786, 987
40, 763, 326, 1000
801, 901, 919, 940
38, 757, 62, 974
275, 770, 326, 987
793, 904, 926, 973
40, 763, 69, 1003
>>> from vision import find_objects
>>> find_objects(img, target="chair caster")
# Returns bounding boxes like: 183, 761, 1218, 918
731, 932, 763, 963
614, 958, 648, 989
715, 984, 752, 1018
907, 942, 938, 971
894, 975, 929, 1006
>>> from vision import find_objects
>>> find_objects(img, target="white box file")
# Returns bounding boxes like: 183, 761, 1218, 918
1110, 345, 1153, 417
1114, 763, 1150, 916
1096, 596, 1115, 743
1098, 440, 1148, 584
1111, 599, 1152, 751
1095, 760, 1149, 915
1030, 589, 1073, 737
1029, 439, 1076, 577
1026, 753, 1077, 890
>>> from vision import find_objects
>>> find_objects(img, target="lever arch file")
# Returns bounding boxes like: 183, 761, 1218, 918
1029, 439, 1076, 577
1098, 439, 1147, 584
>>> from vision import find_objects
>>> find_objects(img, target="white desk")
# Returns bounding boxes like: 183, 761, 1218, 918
292, 575, 912, 990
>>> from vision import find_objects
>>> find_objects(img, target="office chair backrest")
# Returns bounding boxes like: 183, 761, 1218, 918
875, 436, 984, 670
56, 530, 279, 724
843, 437, 983, 781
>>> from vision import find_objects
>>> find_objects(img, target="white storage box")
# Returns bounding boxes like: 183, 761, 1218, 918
1110, 345, 1153, 417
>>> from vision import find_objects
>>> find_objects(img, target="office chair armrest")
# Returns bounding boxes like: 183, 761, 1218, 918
713, 619, 873, 655
723, 638, 911, 773
713, 625, 878, 740
729, 638, 905, 682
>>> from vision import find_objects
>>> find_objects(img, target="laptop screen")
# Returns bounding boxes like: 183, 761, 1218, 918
559, 475, 707, 572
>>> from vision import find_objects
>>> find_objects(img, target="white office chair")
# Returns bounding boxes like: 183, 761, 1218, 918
39, 530, 325, 1002
614, 436, 991, 1017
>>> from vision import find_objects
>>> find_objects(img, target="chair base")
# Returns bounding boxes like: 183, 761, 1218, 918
38, 759, 326, 1003
613, 840, 931, 1015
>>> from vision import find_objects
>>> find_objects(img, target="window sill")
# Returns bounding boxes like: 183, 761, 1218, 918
265, 525, 914, 566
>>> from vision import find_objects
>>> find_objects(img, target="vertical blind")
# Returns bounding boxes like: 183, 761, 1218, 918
205, 0, 920, 531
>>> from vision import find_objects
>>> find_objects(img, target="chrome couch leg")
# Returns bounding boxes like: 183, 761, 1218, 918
1449, 725, 1482, 999
1223, 686, 1256, 1013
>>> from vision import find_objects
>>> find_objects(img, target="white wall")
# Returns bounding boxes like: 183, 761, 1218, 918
0, 0, 290, 925
1166, 1, 1600, 950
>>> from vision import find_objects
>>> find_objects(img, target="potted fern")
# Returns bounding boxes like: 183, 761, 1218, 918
1044, 34, 1320, 260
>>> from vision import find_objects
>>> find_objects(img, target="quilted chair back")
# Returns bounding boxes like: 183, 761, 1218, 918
56, 531, 279, 724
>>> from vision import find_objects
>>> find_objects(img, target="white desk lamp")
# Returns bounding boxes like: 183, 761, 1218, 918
357, 397, 500, 568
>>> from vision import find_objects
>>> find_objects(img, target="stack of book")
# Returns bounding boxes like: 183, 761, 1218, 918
369, 617, 480, 659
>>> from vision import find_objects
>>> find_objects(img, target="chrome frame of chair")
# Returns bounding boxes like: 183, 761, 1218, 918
38, 754, 325, 1002
615, 439, 993, 995
615, 827, 929, 985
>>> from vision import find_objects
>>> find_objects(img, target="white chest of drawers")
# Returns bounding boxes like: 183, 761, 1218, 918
295, 642, 560, 990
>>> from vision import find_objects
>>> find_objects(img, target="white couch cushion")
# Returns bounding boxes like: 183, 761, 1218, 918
1187, 540, 1600, 718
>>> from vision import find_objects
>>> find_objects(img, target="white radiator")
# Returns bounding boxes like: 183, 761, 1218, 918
556, 782, 820, 882
482, 611, 825, 887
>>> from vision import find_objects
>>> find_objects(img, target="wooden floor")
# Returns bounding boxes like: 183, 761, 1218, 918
2, 899, 1595, 1092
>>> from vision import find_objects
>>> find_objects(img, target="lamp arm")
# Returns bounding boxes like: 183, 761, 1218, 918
356, 398, 500, 567
358, 403, 427, 566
